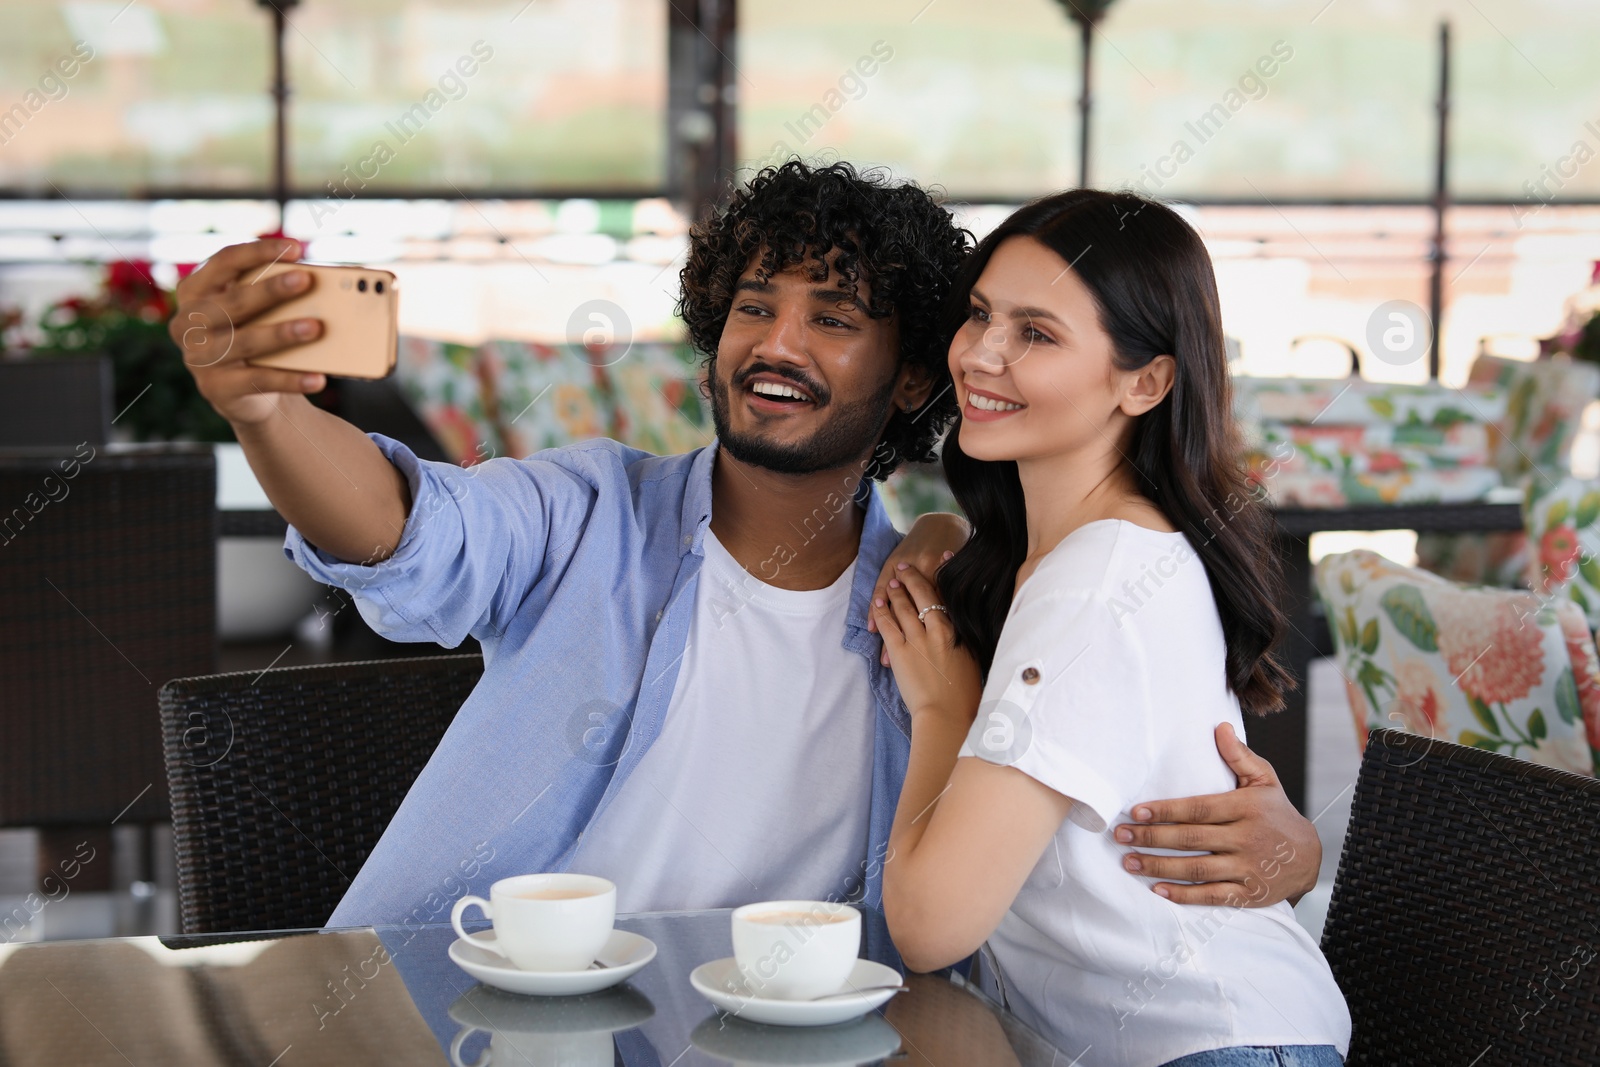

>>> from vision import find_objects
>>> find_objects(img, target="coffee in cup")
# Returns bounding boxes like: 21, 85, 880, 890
730, 900, 861, 1000
451, 873, 615, 972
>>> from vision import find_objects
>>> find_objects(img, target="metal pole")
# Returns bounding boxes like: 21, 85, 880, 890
710, 0, 737, 210
665, 0, 737, 221
256, 0, 295, 228
1428, 20, 1451, 380
272, 5, 288, 224
1078, 16, 1093, 189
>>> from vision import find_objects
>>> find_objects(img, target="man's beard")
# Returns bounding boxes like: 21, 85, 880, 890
707, 360, 899, 475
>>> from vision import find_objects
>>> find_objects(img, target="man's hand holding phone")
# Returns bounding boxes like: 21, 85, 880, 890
171, 238, 328, 429
173, 238, 413, 564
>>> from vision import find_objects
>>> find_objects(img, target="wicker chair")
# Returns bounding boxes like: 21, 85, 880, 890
1321, 728, 1600, 1065
0, 444, 216, 887
158, 654, 483, 933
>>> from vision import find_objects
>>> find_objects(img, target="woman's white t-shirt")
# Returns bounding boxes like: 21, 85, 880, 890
957, 519, 1351, 1067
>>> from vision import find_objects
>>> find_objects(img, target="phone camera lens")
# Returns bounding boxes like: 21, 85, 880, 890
374, 280, 384, 294
357, 278, 368, 292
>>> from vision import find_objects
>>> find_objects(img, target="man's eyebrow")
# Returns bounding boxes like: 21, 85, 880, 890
733, 278, 863, 307
810, 286, 862, 307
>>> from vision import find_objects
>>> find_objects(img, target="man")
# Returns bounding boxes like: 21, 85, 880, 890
174, 161, 1320, 934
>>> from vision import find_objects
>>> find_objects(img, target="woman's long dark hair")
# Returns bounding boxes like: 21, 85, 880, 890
940, 189, 1294, 716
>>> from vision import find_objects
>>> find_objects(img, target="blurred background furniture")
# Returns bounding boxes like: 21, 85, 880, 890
1320, 729, 1600, 1065
0, 444, 215, 896
158, 654, 483, 933
0, 355, 112, 448
1315, 548, 1600, 776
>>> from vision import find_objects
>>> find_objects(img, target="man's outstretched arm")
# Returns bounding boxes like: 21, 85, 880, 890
1114, 723, 1322, 907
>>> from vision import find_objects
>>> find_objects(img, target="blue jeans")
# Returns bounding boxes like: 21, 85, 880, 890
1161, 1047, 1344, 1067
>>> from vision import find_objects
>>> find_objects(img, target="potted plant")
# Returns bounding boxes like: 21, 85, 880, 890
30, 259, 232, 442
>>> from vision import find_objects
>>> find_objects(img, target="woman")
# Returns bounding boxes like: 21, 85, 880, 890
875, 189, 1351, 1067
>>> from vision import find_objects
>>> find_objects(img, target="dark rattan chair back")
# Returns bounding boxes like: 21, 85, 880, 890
0, 444, 215, 828
1322, 728, 1600, 1065
159, 654, 483, 933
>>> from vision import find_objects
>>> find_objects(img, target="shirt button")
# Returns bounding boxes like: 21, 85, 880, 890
1022, 667, 1040, 684
655, 610, 663, 621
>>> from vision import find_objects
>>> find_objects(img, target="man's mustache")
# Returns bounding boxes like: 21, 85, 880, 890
729, 362, 829, 405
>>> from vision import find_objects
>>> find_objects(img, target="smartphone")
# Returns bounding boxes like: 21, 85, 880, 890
249, 262, 399, 379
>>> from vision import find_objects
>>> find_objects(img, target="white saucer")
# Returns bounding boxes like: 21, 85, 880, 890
689, 957, 903, 1027
448, 929, 656, 997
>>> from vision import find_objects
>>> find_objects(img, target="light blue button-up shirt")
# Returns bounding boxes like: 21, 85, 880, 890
285, 434, 912, 930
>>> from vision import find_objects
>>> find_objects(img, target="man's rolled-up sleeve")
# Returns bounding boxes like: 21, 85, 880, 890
284, 433, 593, 647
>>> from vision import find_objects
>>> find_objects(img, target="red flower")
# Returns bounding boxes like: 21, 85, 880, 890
1540, 524, 1582, 589
176, 262, 199, 280
106, 259, 155, 295
1432, 588, 1547, 705
1368, 451, 1405, 474
1391, 657, 1450, 738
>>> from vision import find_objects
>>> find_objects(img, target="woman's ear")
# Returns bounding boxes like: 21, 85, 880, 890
896, 364, 938, 414
1120, 355, 1175, 417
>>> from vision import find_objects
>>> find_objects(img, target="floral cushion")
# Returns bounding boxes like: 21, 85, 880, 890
1234, 376, 1507, 429
393, 336, 502, 467
1523, 474, 1600, 630
480, 340, 615, 459
1235, 376, 1504, 508
1466, 354, 1600, 481
1251, 421, 1492, 476
608, 343, 712, 455
1253, 468, 1502, 508
1315, 548, 1600, 776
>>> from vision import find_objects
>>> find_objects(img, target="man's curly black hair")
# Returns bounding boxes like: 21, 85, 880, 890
676, 159, 973, 481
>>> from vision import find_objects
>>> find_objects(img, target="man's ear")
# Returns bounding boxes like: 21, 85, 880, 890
1120, 355, 1175, 417
895, 364, 938, 414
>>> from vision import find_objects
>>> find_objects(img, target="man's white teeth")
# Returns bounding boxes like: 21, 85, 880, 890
751, 381, 810, 401
970, 393, 1024, 411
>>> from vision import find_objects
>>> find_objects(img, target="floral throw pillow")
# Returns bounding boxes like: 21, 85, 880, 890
481, 340, 614, 460
1467, 354, 1600, 481
1523, 474, 1600, 630
1315, 549, 1600, 776
393, 336, 502, 467
608, 343, 712, 455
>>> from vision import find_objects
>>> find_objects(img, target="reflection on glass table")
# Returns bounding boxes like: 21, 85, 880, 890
0, 908, 1065, 1066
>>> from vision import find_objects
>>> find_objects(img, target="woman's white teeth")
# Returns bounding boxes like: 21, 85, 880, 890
751, 381, 810, 401
969, 393, 1024, 411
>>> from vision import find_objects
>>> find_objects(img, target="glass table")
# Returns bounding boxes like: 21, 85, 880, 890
0, 908, 1068, 1065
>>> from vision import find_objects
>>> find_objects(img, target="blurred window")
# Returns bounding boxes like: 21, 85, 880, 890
737, 0, 1081, 198
287, 0, 666, 197
0, 0, 272, 193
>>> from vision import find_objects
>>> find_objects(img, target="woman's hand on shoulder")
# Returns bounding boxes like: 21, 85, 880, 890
869, 512, 970, 652
875, 562, 982, 727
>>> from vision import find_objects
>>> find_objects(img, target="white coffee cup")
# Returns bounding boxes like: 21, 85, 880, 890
451, 873, 616, 972
730, 900, 861, 1000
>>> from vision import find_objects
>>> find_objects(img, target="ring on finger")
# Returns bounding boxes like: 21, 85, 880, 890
916, 603, 948, 623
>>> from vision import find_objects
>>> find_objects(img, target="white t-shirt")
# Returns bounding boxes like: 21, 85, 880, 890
959, 519, 1351, 1067
565, 526, 877, 914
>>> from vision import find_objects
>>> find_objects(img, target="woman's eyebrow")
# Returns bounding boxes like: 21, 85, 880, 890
1011, 306, 1068, 329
